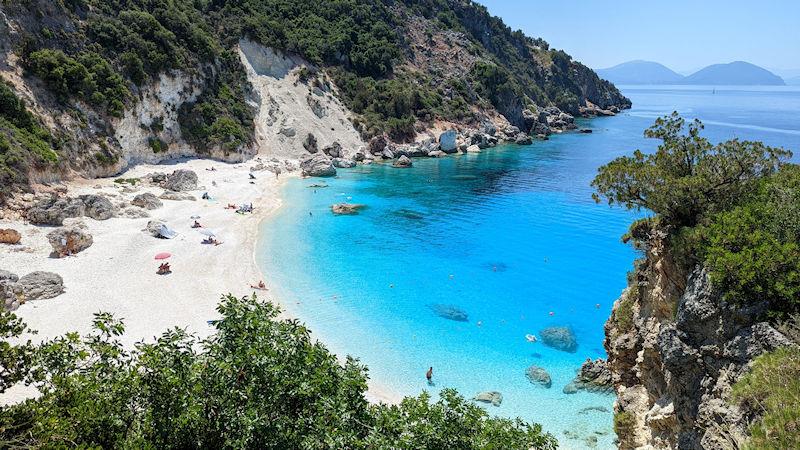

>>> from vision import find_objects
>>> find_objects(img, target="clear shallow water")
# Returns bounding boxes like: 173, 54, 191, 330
258, 85, 800, 448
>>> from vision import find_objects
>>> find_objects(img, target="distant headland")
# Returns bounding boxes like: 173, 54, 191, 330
597, 60, 787, 86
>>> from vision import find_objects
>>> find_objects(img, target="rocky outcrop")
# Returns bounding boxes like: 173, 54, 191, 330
301, 154, 336, 177
540, 326, 578, 353
131, 192, 163, 210
16, 271, 64, 302
26, 196, 86, 225
605, 226, 795, 449
47, 223, 93, 257
563, 358, 613, 394
439, 130, 457, 152
330, 203, 365, 215
78, 194, 115, 220
331, 158, 356, 169
164, 169, 198, 192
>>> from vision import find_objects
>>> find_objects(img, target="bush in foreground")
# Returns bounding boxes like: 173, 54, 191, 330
0, 295, 556, 449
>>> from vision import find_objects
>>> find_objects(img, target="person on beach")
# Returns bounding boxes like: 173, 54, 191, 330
157, 262, 171, 275
202, 192, 210, 200
191, 220, 202, 228
426, 367, 433, 384
250, 281, 267, 290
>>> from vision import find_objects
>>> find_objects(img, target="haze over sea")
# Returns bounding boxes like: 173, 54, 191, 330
258, 85, 800, 448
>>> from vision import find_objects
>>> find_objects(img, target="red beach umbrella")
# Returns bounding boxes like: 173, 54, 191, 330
154, 252, 172, 260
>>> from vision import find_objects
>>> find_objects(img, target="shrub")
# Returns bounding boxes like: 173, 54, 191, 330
732, 346, 800, 449
0, 295, 557, 449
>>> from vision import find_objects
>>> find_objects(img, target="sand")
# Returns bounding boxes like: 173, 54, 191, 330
0, 157, 399, 405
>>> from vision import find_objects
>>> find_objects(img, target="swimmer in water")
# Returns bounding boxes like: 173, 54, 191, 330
426, 367, 433, 384
477, 320, 482, 327
549, 311, 555, 316
595, 303, 601, 309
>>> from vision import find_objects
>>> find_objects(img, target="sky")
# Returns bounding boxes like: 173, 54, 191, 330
478, 0, 800, 77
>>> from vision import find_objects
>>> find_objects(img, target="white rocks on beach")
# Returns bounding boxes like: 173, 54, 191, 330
131, 192, 163, 210
164, 169, 199, 191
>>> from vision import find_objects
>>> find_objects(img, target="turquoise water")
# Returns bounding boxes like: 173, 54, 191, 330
257, 85, 800, 448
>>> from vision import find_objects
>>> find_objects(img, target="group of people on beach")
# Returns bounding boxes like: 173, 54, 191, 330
157, 262, 171, 275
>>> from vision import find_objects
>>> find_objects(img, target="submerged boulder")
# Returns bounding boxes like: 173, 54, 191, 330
300, 154, 336, 177
540, 326, 578, 353
473, 391, 503, 406
525, 364, 552, 388
131, 192, 163, 210
331, 203, 365, 215
429, 304, 469, 322
164, 169, 198, 192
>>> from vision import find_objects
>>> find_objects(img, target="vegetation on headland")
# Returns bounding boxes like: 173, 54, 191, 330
593, 112, 800, 447
0, 294, 557, 449
592, 112, 796, 316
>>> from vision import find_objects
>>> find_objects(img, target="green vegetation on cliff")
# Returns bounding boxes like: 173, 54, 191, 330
0, 295, 557, 449
0, 81, 58, 200
592, 112, 797, 315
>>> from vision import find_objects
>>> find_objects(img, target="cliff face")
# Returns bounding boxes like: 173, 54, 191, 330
605, 226, 794, 449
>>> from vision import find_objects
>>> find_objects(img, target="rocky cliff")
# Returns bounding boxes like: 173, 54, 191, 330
605, 223, 795, 449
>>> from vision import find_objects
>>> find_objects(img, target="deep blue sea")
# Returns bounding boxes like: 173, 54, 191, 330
257, 85, 800, 448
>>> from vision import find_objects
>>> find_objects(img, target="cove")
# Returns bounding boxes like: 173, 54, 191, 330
257, 85, 800, 448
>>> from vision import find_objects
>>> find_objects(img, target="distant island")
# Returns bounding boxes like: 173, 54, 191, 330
597, 60, 786, 86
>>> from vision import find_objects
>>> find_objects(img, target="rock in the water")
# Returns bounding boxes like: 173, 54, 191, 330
393, 155, 413, 168
526, 364, 552, 388
473, 391, 503, 406
159, 191, 196, 201
0, 228, 21, 244
332, 158, 356, 168
17, 271, 64, 301
514, 133, 532, 145
164, 169, 198, 192
322, 141, 343, 158
79, 195, 115, 220
300, 154, 337, 177
571, 358, 613, 394
562, 382, 579, 394
439, 130, 457, 152
303, 133, 318, 153
430, 304, 469, 322
466, 144, 481, 153
428, 150, 446, 158
540, 326, 578, 353
47, 224, 93, 257
381, 148, 395, 160
131, 192, 163, 210
331, 203, 365, 215
27, 197, 85, 225
579, 129, 593, 134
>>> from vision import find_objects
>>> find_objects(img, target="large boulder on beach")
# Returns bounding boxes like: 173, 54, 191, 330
525, 364, 552, 388
1, 271, 22, 311
164, 169, 198, 191
429, 304, 469, 322
540, 326, 578, 353
300, 154, 337, 177
131, 192, 163, 210
0, 228, 21, 245
515, 133, 532, 145
331, 203, 365, 215
303, 133, 318, 153
47, 224, 93, 257
0, 270, 18, 283
17, 271, 64, 301
159, 191, 196, 201
439, 130, 457, 152
393, 155, 413, 168
473, 391, 503, 406
368, 135, 388, 155
27, 197, 85, 225
78, 195, 115, 220
144, 220, 166, 237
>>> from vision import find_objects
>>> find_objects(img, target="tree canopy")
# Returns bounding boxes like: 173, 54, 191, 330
0, 295, 556, 449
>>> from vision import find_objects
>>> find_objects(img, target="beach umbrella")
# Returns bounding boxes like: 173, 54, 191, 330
154, 252, 171, 260
198, 229, 216, 237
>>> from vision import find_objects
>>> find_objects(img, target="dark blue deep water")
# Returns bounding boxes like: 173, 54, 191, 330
257, 86, 800, 448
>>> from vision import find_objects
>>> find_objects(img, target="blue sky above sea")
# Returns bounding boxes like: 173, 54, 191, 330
478, 0, 800, 77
